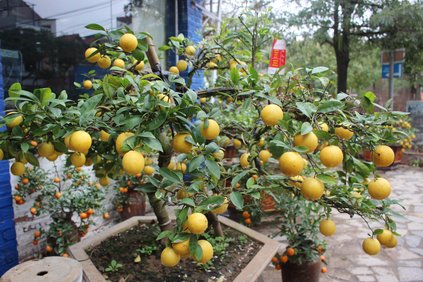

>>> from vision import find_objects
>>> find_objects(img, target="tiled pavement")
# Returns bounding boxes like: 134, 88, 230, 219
256, 165, 423, 282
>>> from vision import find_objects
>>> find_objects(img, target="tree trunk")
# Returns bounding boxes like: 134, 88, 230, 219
335, 49, 349, 93
206, 212, 224, 237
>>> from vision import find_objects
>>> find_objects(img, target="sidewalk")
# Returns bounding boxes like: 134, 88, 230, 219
256, 165, 423, 282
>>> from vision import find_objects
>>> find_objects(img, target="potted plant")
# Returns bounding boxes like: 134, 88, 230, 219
13, 166, 107, 256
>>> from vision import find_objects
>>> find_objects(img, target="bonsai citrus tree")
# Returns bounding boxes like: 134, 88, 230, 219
0, 12, 407, 273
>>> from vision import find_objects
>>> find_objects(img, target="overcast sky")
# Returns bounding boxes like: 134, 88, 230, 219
29, 0, 129, 36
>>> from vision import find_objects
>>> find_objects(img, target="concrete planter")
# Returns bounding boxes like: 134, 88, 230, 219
68, 215, 280, 282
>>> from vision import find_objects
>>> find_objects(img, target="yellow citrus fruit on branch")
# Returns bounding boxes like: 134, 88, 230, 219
362, 238, 381, 255
161, 247, 180, 267
99, 176, 110, 186
82, 80, 92, 89
0, 149, 4, 160
260, 104, 283, 126
335, 127, 354, 140
46, 152, 59, 161
119, 33, 138, 52
195, 240, 214, 264
38, 142, 55, 157
122, 150, 145, 175
385, 235, 397, 248
143, 166, 155, 175
319, 122, 329, 132
100, 130, 110, 142
69, 131, 92, 153
186, 213, 208, 234
6, 115, 23, 129
376, 229, 393, 246
279, 152, 304, 176
320, 145, 344, 167
113, 58, 125, 68
185, 45, 196, 56
84, 47, 100, 63
213, 150, 224, 161
169, 66, 179, 75
172, 133, 193, 153
368, 178, 391, 200
11, 162, 25, 176
97, 56, 111, 69
212, 197, 229, 214
176, 60, 188, 72
116, 132, 134, 154
200, 119, 220, 140
259, 150, 272, 163
172, 239, 190, 256
70, 152, 86, 167
294, 132, 318, 152
240, 153, 250, 168
301, 178, 325, 200
135, 61, 144, 71
372, 145, 394, 167
319, 219, 336, 236
233, 139, 242, 149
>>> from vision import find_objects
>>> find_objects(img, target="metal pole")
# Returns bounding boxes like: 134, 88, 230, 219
110, 0, 113, 29
389, 50, 394, 110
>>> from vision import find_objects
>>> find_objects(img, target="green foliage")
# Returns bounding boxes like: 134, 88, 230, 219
105, 260, 123, 272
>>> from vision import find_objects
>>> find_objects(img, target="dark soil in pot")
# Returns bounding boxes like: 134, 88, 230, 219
89, 222, 263, 281
282, 259, 321, 282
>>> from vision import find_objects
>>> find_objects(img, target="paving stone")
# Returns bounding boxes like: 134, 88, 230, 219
398, 260, 421, 267
351, 267, 374, 275
404, 235, 421, 248
355, 255, 389, 266
357, 275, 376, 282
330, 268, 353, 281
398, 267, 423, 281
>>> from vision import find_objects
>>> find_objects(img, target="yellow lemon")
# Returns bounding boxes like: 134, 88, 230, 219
212, 197, 229, 214
176, 60, 188, 72
99, 176, 110, 186
195, 240, 213, 264
294, 132, 318, 152
160, 247, 180, 267
376, 230, 393, 246
82, 80, 92, 89
319, 219, 336, 236
233, 139, 242, 149
335, 127, 354, 140
259, 150, 272, 163
319, 122, 329, 132
362, 238, 381, 255
279, 152, 304, 176
240, 153, 250, 168
172, 133, 193, 153
122, 150, 145, 175
119, 33, 138, 52
185, 45, 196, 56
301, 178, 325, 200
97, 56, 111, 69
172, 239, 190, 256
320, 145, 344, 167
260, 104, 283, 126
200, 119, 220, 140
385, 235, 398, 248
143, 165, 155, 175
368, 178, 391, 200
213, 150, 224, 161
100, 130, 110, 142
84, 47, 100, 63
38, 142, 55, 157
11, 162, 25, 176
6, 115, 24, 129
70, 152, 86, 167
169, 66, 179, 75
372, 145, 394, 167
0, 149, 4, 160
186, 213, 208, 234
115, 132, 134, 154
69, 131, 92, 153
135, 61, 144, 71
113, 58, 125, 68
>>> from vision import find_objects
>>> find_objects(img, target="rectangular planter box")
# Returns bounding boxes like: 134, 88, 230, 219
68, 215, 281, 282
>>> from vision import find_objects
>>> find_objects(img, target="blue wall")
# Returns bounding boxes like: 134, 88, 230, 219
0, 50, 19, 276
166, 0, 204, 90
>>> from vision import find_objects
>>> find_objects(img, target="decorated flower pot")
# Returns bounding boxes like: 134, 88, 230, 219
281, 259, 321, 282
120, 190, 146, 221
224, 145, 236, 159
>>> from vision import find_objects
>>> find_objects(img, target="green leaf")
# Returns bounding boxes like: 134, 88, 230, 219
135, 183, 157, 193
159, 168, 182, 184
301, 122, 313, 135
147, 111, 167, 130
311, 66, 329, 74
231, 170, 249, 187
317, 100, 344, 113
176, 207, 189, 227
189, 237, 201, 259
352, 157, 370, 177
185, 89, 197, 104
316, 174, 337, 185
373, 229, 384, 235
8, 82, 21, 98
230, 191, 244, 210
35, 88, 54, 106
189, 155, 205, 172
25, 152, 39, 166
85, 23, 105, 31
142, 137, 163, 152
205, 159, 220, 179
198, 195, 224, 210
156, 230, 173, 241
180, 198, 195, 207
293, 146, 309, 153
230, 67, 240, 85
296, 102, 317, 118
159, 45, 172, 51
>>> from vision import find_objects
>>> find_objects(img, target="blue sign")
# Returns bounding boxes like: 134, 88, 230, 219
382, 63, 403, 78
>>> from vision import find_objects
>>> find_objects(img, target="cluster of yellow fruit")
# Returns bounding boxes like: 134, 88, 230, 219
257, 104, 398, 254
83, 33, 144, 88
363, 229, 397, 255
400, 134, 415, 150
160, 213, 213, 267
168, 45, 195, 75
